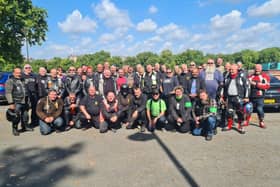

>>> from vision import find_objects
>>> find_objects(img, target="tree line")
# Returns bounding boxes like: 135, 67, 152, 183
1, 47, 280, 72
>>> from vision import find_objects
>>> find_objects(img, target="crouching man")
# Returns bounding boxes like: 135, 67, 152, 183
36, 89, 64, 135
166, 86, 192, 133
79, 86, 103, 130
64, 92, 81, 130
146, 88, 167, 132
126, 86, 148, 132
100, 91, 120, 133
193, 90, 217, 141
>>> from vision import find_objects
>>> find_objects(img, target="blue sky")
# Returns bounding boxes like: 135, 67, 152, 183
28, 0, 280, 59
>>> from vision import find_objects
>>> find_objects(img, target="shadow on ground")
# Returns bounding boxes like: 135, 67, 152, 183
128, 132, 199, 187
0, 142, 92, 187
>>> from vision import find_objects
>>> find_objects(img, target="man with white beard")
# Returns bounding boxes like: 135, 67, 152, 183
200, 59, 223, 100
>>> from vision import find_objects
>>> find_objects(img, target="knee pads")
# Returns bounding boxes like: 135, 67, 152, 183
226, 109, 235, 118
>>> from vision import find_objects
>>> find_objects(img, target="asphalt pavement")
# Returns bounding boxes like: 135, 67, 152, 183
0, 105, 279, 187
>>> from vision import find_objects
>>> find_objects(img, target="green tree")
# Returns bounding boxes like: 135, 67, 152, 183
258, 47, 280, 64
136, 52, 158, 65
160, 50, 173, 65
0, 0, 48, 65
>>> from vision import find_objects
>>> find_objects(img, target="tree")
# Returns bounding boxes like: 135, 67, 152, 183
258, 47, 280, 64
0, 0, 48, 65
136, 52, 158, 65
160, 50, 173, 65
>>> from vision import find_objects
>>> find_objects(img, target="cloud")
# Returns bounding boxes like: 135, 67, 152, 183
98, 33, 116, 44
210, 10, 244, 33
125, 35, 134, 42
93, 0, 132, 29
58, 10, 97, 33
226, 22, 276, 43
156, 23, 189, 40
136, 19, 157, 32
149, 5, 158, 14
247, 0, 280, 17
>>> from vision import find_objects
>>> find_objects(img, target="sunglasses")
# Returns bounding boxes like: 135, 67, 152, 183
152, 93, 159, 96
190, 64, 195, 66
207, 62, 214, 64
25, 67, 31, 69
69, 69, 75, 71
167, 71, 172, 74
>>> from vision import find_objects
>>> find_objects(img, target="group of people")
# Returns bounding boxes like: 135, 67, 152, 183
5, 58, 270, 141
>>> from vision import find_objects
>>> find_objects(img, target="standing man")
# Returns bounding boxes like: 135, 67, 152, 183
64, 66, 82, 98
36, 89, 64, 135
185, 67, 206, 105
216, 57, 225, 73
47, 68, 65, 99
221, 64, 250, 134
248, 64, 270, 128
36, 67, 49, 99
22, 64, 38, 127
161, 68, 179, 107
200, 59, 223, 100
5, 67, 33, 135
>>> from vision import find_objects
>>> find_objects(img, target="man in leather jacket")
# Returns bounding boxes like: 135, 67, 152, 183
64, 66, 82, 98
126, 86, 147, 132
22, 64, 38, 127
5, 67, 33, 135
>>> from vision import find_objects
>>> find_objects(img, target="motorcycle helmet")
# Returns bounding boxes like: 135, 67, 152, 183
6, 109, 20, 124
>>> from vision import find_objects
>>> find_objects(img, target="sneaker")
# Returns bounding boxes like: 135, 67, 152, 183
222, 126, 231, 131
111, 128, 117, 133
259, 121, 266, 129
239, 127, 246, 134
205, 135, 212, 141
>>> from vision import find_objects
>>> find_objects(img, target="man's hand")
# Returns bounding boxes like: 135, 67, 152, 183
9, 104, 15, 110
70, 104, 76, 108
177, 118, 183, 124
44, 117, 52, 123
243, 98, 249, 103
195, 117, 200, 125
110, 115, 118, 123
189, 94, 197, 98
132, 111, 138, 119
69, 121, 74, 126
152, 117, 158, 125
85, 114, 91, 120
250, 80, 257, 86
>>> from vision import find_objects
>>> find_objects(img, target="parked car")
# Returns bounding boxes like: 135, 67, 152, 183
264, 74, 280, 110
0, 72, 12, 103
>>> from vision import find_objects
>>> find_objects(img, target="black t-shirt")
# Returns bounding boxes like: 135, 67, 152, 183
80, 95, 102, 116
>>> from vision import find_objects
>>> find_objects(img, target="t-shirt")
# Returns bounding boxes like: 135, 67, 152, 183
146, 99, 166, 117
80, 95, 102, 116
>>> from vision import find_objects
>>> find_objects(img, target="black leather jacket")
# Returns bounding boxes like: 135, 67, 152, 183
65, 75, 82, 96
47, 77, 65, 97
37, 75, 49, 98
5, 76, 26, 104
22, 73, 37, 96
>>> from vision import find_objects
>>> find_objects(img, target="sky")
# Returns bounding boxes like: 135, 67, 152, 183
28, 0, 280, 59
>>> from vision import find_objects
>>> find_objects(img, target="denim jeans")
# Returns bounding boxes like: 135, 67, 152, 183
201, 116, 216, 136
39, 117, 64, 135
251, 97, 264, 120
